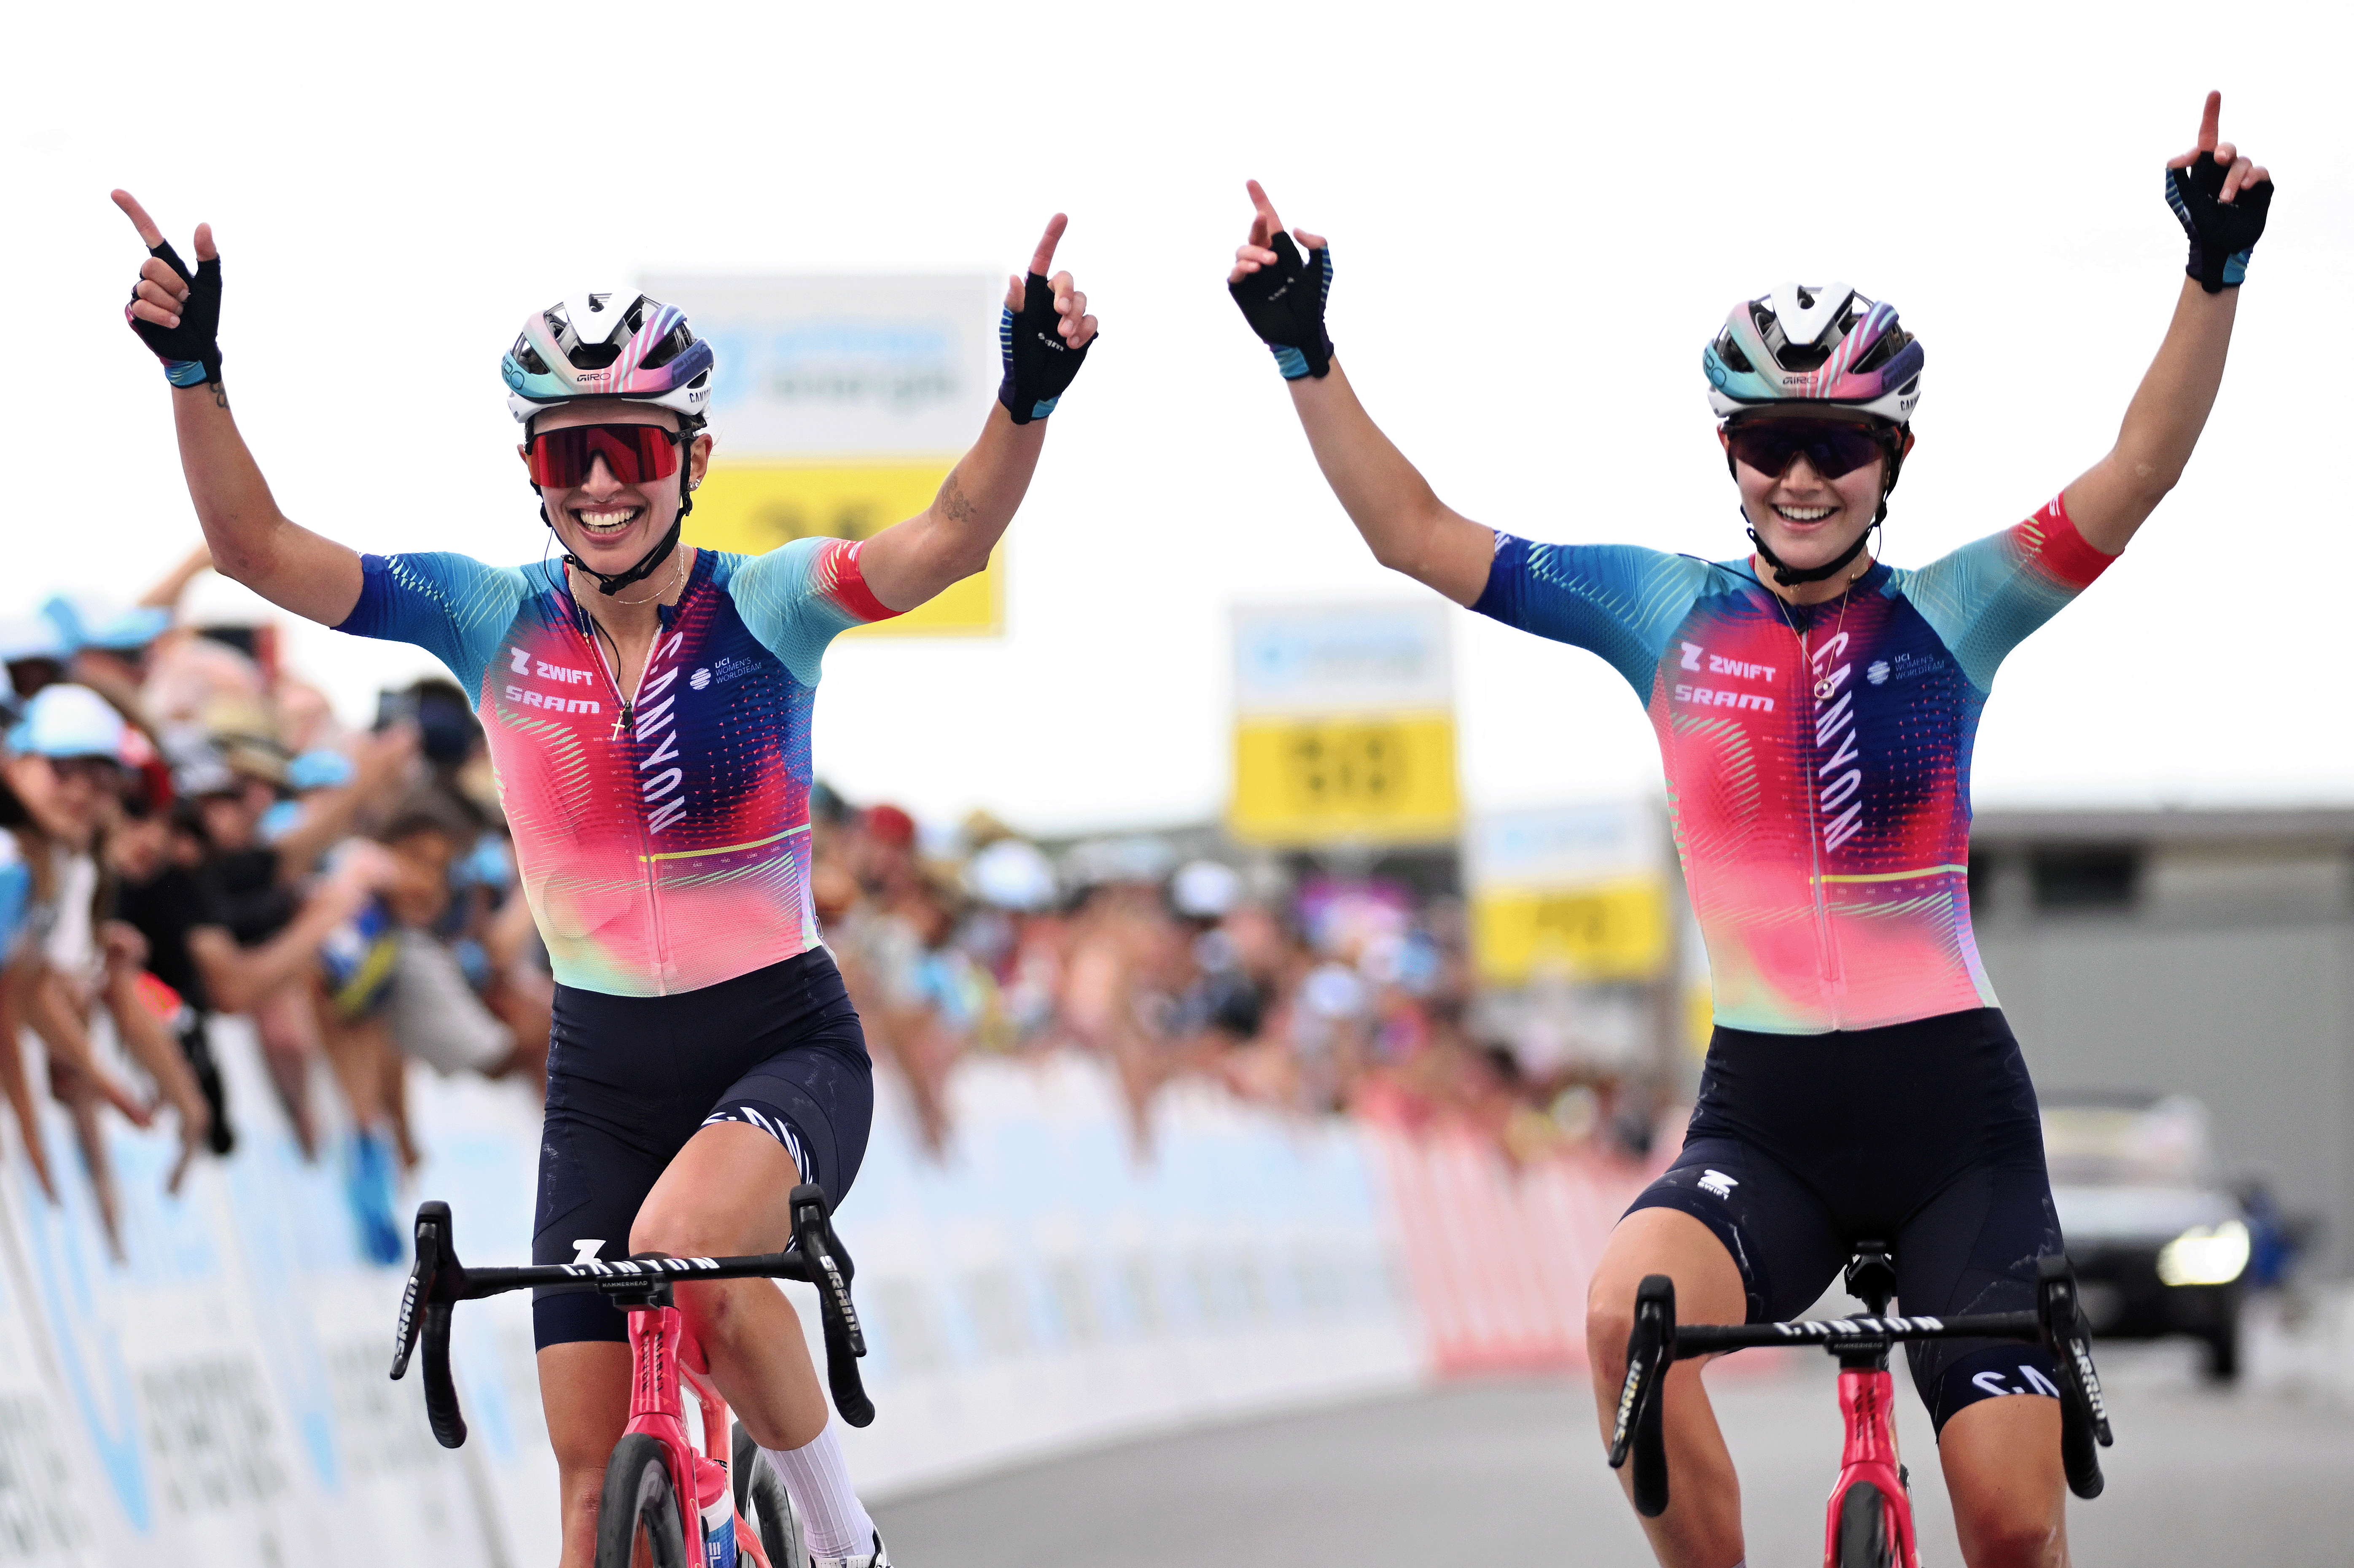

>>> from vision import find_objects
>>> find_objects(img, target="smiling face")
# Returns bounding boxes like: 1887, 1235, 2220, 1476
1719, 410, 1911, 581
519, 400, 714, 581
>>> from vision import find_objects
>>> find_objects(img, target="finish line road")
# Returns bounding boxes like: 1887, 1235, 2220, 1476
872, 1334, 2354, 1566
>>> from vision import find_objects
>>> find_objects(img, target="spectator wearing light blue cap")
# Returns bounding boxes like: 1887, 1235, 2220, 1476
0, 685, 212, 1232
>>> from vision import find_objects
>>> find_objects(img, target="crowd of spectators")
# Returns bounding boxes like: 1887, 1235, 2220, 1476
0, 549, 1648, 1269
0, 546, 546, 1264
810, 796, 1653, 1168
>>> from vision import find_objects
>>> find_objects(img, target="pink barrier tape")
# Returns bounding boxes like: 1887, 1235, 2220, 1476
1362, 1115, 1667, 1377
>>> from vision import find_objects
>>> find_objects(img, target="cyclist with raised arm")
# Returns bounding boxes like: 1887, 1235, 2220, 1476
1229, 94, 2269, 1568
114, 190, 1099, 1568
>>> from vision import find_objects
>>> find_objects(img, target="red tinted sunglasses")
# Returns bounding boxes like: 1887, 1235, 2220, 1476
526, 422, 687, 488
1724, 420, 1895, 481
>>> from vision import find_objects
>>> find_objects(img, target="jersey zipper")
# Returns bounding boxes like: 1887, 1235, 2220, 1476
579, 597, 675, 994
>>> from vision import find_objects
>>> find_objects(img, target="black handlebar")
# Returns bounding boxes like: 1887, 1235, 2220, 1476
390, 1186, 875, 1449
1606, 1253, 2113, 1517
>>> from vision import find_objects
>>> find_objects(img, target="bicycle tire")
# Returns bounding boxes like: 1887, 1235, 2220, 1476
596, 1431, 690, 1568
1834, 1482, 1894, 1568
732, 1420, 805, 1568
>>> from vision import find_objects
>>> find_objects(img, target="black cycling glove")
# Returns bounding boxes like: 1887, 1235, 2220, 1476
1229, 233, 1333, 380
2165, 152, 2272, 293
997, 272, 1092, 425
124, 238, 224, 387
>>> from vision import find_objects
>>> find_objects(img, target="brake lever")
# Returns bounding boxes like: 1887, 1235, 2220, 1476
2036, 1255, 2111, 1501
1614, 1275, 1676, 1519
390, 1204, 445, 1381
791, 1184, 874, 1428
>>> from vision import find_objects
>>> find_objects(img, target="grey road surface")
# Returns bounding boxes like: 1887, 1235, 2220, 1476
873, 1341, 2354, 1566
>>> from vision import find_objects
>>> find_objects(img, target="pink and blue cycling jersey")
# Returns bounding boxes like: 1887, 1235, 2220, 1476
1473, 495, 2114, 1035
337, 540, 896, 996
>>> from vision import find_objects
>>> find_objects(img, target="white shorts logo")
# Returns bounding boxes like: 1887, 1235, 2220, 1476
1698, 1170, 1738, 1200
570, 1239, 605, 1265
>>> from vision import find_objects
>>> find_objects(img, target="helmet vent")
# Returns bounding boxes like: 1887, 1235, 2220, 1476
569, 342, 623, 370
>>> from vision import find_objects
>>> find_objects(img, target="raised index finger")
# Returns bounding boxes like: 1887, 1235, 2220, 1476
2195, 90, 2221, 154
110, 189, 164, 248
1027, 213, 1068, 279
1245, 178, 1284, 247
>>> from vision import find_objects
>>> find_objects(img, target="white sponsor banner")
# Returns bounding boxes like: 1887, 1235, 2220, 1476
1231, 603, 1454, 718
1465, 801, 1664, 892
0, 1019, 1427, 1559
639, 275, 1000, 458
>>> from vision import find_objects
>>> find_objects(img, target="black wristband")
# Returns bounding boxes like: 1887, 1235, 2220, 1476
124, 239, 224, 384
2165, 153, 2272, 293
1228, 233, 1333, 379
997, 273, 1092, 425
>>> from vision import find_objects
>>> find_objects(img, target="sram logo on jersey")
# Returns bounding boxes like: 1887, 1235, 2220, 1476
506, 685, 602, 715
1674, 683, 1776, 713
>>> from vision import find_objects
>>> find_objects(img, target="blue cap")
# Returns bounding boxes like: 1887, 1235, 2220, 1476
42, 594, 172, 655
286, 749, 355, 791
8, 684, 126, 760
0, 615, 69, 664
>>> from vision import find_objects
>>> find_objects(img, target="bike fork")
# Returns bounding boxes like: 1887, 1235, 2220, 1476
1824, 1366, 1919, 1568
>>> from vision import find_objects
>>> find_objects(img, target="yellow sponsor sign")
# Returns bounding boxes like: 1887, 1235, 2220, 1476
1471, 876, 1670, 984
684, 460, 1001, 636
1229, 713, 1460, 845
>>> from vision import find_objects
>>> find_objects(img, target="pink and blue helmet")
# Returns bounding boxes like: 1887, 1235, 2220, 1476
1702, 282, 1922, 425
501, 291, 713, 429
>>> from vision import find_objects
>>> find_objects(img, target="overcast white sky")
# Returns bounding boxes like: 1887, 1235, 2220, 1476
9, 2, 2349, 834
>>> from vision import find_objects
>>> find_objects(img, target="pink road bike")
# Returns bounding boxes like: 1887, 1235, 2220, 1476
1609, 1244, 2112, 1567
392, 1184, 873, 1568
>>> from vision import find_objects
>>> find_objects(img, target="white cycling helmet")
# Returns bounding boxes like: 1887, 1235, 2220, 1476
501, 291, 713, 430
1701, 281, 1923, 424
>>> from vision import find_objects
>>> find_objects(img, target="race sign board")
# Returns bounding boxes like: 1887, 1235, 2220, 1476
1228, 603, 1459, 845
642, 274, 1003, 636
1465, 801, 1671, 982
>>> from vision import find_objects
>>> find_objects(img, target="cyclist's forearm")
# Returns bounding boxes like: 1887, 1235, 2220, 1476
859, 403, 1044, 611
1286, 363, 1492, 605
169, 387, 365, 626
2064, 279, 2238, 553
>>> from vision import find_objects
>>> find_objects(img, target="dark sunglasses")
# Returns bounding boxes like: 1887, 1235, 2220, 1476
526, 422, 687, 489
1724, 420, 1894, 481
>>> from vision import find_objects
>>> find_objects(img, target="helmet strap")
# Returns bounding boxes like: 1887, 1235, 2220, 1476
1747, 517, 1878, 587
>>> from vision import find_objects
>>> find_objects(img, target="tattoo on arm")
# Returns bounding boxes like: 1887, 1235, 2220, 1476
938, 475, 977, 524
210, 378, 230, 410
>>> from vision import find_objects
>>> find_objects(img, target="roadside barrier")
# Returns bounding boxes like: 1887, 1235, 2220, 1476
0, 1027, 1650, 1563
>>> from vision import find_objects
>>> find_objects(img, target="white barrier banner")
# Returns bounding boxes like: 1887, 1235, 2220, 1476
0, 1022, 1646, 1561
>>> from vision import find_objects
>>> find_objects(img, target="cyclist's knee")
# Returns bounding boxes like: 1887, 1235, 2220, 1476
1951, 1510, 2064, 1568
628, 1200, 731, 1261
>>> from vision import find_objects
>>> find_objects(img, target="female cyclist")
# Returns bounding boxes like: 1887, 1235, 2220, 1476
1227, 94, 2270, 1568
114, 190, 1099, 1568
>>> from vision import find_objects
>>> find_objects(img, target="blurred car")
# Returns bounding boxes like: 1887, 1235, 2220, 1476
2043, 1092, 2249, 1380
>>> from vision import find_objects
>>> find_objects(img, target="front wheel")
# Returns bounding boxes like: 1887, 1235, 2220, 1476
733, 1421, 805, 1568
1834, 1481, 1895, 1568
597, 1432, 690, 1568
